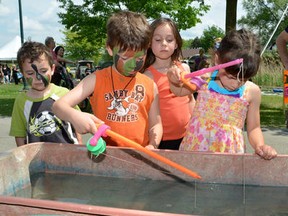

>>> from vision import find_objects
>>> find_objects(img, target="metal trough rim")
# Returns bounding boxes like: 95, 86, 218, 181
0, 195, 191, 216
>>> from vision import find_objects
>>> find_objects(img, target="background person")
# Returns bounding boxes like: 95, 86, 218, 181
2, 64, 11, 84
276, 26, 288, 69
0, 64, 4, 84
192, 48, 207, 72
11, 64, 21, 85
53, 45, 75, 89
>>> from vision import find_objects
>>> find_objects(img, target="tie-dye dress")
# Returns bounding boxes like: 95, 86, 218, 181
179, 71, 249, 153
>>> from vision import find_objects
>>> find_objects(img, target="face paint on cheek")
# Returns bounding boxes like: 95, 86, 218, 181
114, 52, 145, 76
42, 74, 50, 86
122, 58, 144, 76
27, 77, 33, 86
31, 64, 49, 87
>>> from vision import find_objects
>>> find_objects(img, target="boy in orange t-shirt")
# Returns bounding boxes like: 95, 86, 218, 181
53, 11, 163, 149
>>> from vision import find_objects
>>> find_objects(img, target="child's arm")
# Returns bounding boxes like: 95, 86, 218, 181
52, 74, 103, 135
146, 82, 163, 149
167, 65, 192, 96
57, 55, 75, 65
167, 65, 206, 96
246, 83, 277, 160
75, 132, 83, 144
15, 137, 25, 147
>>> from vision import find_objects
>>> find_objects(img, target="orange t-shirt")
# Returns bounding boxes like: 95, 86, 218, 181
90, 66, 154, 147
148, 62, 191, 140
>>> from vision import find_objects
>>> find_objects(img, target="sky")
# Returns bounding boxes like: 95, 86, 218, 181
0, 0, 245, 47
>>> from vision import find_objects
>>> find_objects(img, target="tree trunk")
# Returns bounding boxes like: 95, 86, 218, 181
226, 0, 238, 33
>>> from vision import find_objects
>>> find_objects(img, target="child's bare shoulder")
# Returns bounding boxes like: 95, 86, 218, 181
245, 81, 261, 92
245, 81, 261, 102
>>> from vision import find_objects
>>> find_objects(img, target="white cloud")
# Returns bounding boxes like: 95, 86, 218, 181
0, 0, 65, 46
0, 0, 245, 47
0, 4, 10, 16
39, 1, 62, 21
21, 16, 44, 31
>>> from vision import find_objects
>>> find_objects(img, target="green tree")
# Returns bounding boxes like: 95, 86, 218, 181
57, 0, 210, 51
190, 37, 202, 48
61, 29, 104, 62
200, 25, 225, 52
238, 0, 288, 47
182, 38, 193, 49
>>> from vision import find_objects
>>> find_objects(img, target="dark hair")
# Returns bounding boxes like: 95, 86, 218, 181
143, 18, 183, 70
106, 11, 151, 52
17, 41, 53, 72
217, 29, 261, 79
54, 45, 64, 55
44, 36, 54, 47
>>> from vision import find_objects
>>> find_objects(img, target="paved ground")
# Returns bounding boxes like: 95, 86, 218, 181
1, 116, 288, 154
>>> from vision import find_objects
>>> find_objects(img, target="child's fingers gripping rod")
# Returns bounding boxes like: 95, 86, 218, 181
87, 124, 202, 180
180, 73, 198, 91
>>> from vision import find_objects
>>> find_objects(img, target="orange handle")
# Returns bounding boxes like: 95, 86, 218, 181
180, 73, 197, 91
105, 129, 201, 180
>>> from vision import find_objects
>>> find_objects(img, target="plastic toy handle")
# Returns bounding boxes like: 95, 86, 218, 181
89, 124, 110, 146
105, 129, 202, 180
184, 58, 243, 79
180, 73, 198, 91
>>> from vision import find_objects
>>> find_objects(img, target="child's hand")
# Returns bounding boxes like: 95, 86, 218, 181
255, 144, 277, 160
72, 112, 104, 135
190, 76, 207, 90
145, 144, 157, 150
167, 65, 182, 87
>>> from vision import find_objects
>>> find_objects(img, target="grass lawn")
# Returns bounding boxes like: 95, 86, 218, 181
260, 94, 285, 128
0, 84, 286, 128
0, 84, 23, 117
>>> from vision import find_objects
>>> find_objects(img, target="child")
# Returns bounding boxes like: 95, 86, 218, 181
168, 29, 277, 160
52, 11, 163, 149
143, 18, 194, 150
9, 41, 82, 146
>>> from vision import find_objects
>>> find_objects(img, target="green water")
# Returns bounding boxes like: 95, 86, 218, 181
15, 173, 288, 215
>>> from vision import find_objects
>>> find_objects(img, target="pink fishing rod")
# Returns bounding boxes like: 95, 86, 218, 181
184, 58, 243, 79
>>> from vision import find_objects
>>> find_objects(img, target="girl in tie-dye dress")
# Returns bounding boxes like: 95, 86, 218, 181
168, 29, 277, 160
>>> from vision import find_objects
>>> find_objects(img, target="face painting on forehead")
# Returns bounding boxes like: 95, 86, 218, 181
113, 48, 145, 77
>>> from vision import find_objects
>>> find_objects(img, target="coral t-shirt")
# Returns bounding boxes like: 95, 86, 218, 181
148, 62, 191, 140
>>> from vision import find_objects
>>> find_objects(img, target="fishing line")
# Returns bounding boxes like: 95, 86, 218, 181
96, 151, 186, 177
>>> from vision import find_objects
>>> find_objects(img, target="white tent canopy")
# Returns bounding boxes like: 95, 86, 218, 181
0, 36, 21, 61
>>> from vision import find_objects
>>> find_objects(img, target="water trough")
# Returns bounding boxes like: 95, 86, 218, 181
0, 142, 287, 215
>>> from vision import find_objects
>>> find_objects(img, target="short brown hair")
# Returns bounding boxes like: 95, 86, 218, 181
106, 11, 151, 52
17, 41, 54, 72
